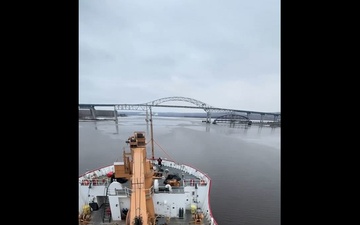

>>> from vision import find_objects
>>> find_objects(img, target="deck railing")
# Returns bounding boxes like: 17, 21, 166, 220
107, 186, 154, 198
183, 178, 208, 187
79, 178, 110, 186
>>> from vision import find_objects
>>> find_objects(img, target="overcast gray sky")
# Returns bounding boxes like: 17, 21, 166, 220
79, 0, 280, 113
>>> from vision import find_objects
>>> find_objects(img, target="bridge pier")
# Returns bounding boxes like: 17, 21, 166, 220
273, 115, 280, 122
260, 114, 264, 124
114, 106, 118, 123
206, 111, 212, 123
90, 107, 96, 120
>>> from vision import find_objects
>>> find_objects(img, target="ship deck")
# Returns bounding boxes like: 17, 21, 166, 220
83, 204, 198, 225
79, 161, 209, 225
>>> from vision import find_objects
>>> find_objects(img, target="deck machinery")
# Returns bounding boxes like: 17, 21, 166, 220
114, 131, 157, 225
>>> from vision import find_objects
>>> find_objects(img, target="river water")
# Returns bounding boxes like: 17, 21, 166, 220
79, 116, 280, 225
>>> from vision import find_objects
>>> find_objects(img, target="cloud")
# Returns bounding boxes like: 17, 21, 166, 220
79, 0, 280, 112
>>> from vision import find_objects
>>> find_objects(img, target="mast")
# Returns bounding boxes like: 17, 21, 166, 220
149, 106, 155, 159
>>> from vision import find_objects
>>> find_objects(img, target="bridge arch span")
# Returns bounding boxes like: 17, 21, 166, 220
145, 96, 213, 111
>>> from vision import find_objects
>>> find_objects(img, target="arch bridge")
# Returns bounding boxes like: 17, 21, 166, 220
79, 96, 280, 123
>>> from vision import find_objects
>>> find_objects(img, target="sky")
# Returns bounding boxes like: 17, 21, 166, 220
79, 0, 280, 113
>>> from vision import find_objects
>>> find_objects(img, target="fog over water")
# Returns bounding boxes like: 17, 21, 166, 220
79, 116, 280, 225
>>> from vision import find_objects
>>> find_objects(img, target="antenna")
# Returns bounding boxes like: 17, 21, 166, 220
150, 106, 155, 159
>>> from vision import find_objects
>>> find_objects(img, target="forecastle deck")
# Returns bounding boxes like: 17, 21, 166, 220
79, 159, 216, 225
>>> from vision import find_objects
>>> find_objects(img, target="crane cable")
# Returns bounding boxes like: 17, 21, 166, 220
146, 139, 175, 162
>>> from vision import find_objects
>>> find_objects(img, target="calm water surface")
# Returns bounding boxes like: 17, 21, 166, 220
79, 116, 280, 225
